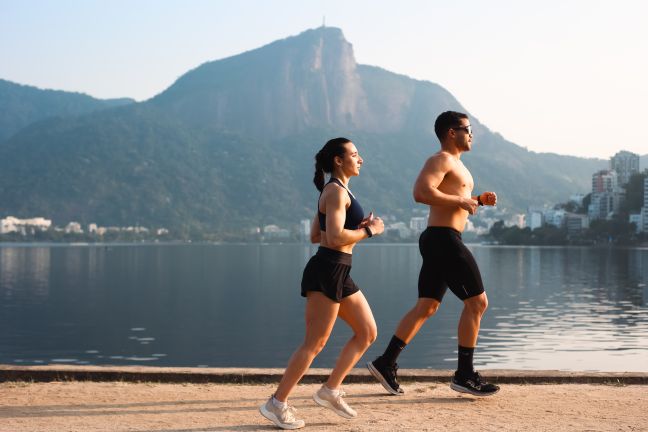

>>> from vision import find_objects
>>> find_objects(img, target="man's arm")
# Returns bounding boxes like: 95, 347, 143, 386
413, 153, 478, 214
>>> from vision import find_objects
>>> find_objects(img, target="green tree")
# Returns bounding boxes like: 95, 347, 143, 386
620, 171, 647, 214
585, 219, 637, 244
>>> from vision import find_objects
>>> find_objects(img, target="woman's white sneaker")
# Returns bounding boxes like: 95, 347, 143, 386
259, 396, 305, 430
312, 385, 357, 419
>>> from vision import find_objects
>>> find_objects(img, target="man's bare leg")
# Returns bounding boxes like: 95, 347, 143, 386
394, 298, 440, 343
457, 292, 488, 347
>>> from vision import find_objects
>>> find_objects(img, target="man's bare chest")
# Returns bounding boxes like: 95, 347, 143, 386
441, 165, 474, 193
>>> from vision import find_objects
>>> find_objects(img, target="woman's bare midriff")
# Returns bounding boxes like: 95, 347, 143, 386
319, 234, 356, 254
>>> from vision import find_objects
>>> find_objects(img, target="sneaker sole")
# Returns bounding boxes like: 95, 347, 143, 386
366, 361, 404, 396
450, 382, 500, 397
259, 405, 305, 430
312, 392, 357, 419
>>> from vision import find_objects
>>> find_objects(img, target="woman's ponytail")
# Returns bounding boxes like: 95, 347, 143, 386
313, 137, 351, 191
313, 156, 325, 192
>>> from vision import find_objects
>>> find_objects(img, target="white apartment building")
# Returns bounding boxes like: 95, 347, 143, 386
0, 216, 52, 234
526, 208, 544, 230
544, 209, 566, 228
386, 222, 411, 239
64, 222, 83, 234
505, 214, 525, 229
409, 217, 427, 233
263, 224, 290, 239
299, 219, 311, 240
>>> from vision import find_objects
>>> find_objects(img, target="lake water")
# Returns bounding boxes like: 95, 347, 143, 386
1, 243, 647, 372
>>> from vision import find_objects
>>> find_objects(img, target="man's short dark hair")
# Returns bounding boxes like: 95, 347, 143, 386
434, 111, 469, 141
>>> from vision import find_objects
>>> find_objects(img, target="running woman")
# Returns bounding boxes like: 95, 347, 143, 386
367, 111, 500, 397
260, 137, 385, 429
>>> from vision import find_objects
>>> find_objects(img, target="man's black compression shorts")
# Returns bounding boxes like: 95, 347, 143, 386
418, 226, 485, 301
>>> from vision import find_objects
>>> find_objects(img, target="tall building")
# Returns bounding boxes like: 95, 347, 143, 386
642, 177, 648, 233
591, 170, 618, 194
589, 170, 620, 220
299, 219, 311, 241
610, 150, 640, 185
526, 208, 544, 229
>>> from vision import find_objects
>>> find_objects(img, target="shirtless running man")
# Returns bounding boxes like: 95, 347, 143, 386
367, 111, 500, 397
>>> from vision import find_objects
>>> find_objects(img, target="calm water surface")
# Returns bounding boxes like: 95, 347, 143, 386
1, 243, 646, 371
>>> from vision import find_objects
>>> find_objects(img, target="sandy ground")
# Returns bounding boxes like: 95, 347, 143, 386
0, 381, 646, 432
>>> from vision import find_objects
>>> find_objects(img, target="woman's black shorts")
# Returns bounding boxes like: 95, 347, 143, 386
418, 226, 485, 302
301, 246, 360, 303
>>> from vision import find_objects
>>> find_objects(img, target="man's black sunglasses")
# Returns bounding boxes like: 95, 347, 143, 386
452, 125, 472, 134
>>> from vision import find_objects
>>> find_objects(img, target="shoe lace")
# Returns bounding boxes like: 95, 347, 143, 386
388, 363, 400, 382
336, 389, 348, 403
280, 405, 299, 422
335, 389, 352, 409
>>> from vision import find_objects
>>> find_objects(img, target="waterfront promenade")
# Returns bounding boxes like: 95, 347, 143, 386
1, 366, 647, 431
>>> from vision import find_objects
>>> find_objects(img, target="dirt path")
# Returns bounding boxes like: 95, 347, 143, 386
1, 381, 647, 431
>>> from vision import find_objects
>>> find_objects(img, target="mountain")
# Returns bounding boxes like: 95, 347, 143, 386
0, 79, 134, 142
149, 29, 452, 138
0, 104, 310, 233
0, 28, 606, 236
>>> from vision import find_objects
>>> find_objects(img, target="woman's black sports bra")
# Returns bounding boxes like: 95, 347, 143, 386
318, 178, 365, 231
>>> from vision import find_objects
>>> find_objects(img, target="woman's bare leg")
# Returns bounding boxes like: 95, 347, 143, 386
326, 291, 377, 389
274, 292, 339, 402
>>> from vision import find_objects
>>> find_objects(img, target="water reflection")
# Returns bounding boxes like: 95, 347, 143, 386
0, 247, 50, 299
0, 244, 646, 371
475, 246, 648, 371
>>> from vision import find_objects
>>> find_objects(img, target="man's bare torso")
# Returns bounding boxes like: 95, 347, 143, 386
427, 154, 474, 232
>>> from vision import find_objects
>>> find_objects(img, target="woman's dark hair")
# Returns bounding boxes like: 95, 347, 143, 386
313, 137, 351, 191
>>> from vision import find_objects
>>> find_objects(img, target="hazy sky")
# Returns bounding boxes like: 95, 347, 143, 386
1, 0, 647, 158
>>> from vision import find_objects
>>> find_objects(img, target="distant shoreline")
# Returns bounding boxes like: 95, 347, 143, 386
1, 240, 647, 249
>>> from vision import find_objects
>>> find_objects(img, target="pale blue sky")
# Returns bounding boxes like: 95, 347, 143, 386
1, 0, 647, 158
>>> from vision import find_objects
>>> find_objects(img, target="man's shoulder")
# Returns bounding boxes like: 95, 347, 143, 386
432, 150, 455, 161
424, 151, 456, 168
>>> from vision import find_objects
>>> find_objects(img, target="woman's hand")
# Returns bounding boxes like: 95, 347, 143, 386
367, 216, 384, 236
359, 211, 374, 228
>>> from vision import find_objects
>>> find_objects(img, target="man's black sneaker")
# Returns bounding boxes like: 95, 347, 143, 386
366, 357, 404, 395
450, 370, 500, 397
